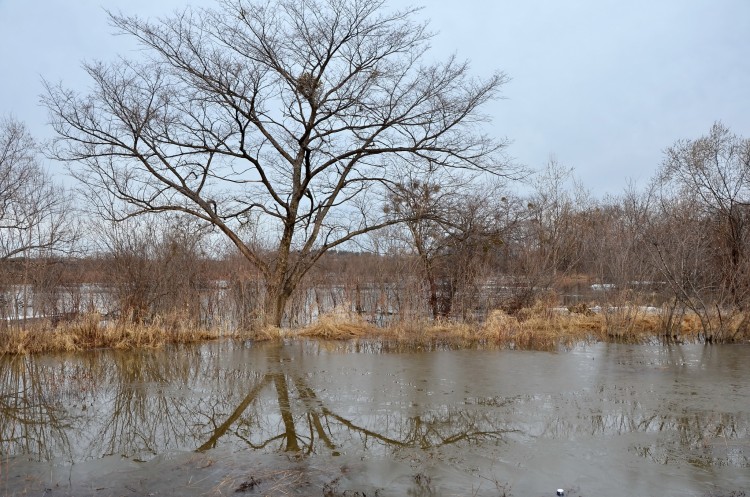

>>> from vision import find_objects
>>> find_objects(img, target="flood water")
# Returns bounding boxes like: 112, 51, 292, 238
1, 340, 748, 497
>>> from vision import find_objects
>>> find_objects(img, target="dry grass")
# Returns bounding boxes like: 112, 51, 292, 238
241, 325, 289, 341
0, 313, 222, 355
298, 311, 374, 339
1, 301, 743, 356
291, 299, 724, 349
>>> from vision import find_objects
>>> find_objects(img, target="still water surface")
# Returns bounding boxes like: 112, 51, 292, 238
1, 340, 748, 496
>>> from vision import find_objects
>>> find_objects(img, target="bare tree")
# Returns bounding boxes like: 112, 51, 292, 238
385, 177, 453, 318
661, 123, 750, 303
644, 193, 713, 337
650, 123, 750, 341
0, 117, 76, 261
513, 160, 589, 296
386, 176, 513, 319
44, 0, 515, 326
95, 215, 213, 324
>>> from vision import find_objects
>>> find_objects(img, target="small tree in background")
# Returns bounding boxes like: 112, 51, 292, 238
0, 117, 77, 262
650, 123, 750, 341
0, 116, 78, 324
385, 175, 515, 319
95, 215, 213, 325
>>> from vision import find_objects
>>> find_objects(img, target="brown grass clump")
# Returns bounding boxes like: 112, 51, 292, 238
679, 313, 706, 337
377, 318, 476, 346
0, 312, 222, 355
600, 308, 662, 341
278, 298, 727, 349
243, 325, 288, 341
479, 307, 603, 350
0, 325, 79, 355
368, 304, 605, 350
297, 311, 375, 339
669, 311, 750, 343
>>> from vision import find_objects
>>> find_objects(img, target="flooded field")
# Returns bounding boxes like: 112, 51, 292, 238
1, 340, 748, 497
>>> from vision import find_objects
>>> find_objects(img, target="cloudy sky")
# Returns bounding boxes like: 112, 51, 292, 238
1, 0, 748, 196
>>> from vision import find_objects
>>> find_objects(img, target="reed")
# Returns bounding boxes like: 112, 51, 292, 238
298, 312, 374, 339
0, 313, 222, 355
0, 301, 742, 356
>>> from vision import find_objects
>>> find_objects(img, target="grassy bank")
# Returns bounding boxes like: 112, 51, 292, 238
296, 304, 708, 349
0, 313, 223, 354
1, 301, 721, 355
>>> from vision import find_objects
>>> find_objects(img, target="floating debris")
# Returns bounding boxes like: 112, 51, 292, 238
235, 476, 261, 492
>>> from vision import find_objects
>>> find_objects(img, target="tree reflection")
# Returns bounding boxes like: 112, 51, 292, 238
1, 342, 748, 472
0, 356, 75, 461
193, 343, 515, 455
87, 350, 206, 460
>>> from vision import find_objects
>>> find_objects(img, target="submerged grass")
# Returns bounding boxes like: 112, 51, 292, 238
0, 300, 740, 355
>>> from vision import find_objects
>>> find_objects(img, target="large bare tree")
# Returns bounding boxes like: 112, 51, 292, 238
44, 0, 513, 326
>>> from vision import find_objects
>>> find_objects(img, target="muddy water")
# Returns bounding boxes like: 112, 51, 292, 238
1, 341, 748, 497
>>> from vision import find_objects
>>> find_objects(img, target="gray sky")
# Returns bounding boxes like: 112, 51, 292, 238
1, 0, 748, 196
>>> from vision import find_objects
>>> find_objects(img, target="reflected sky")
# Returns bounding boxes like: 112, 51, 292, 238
1, 341, 749, 496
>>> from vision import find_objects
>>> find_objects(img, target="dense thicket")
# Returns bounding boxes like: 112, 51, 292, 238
2, 122, 750, 342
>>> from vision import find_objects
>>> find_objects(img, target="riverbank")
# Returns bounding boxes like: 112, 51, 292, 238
1, 302, 727, 355
294, 306, 707, 349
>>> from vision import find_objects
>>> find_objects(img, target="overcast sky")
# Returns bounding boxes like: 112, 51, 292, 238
1, 0, 748, 196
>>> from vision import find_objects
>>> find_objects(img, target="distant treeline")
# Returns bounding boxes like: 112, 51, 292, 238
3, 136, 750, 344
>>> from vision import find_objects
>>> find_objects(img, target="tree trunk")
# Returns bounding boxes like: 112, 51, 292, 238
262, 219, 296, 327
263, 286, 290, 328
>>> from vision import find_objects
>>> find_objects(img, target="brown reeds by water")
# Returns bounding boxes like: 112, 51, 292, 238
0, 301, 736, 355
298, 312, 373, 339
294, 301, 710, 349
0, 313, 222, 355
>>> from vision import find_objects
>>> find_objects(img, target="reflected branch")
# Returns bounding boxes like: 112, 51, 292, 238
0, 356, 74, 462
292, 375, 336, 452
196, 374, 271, 452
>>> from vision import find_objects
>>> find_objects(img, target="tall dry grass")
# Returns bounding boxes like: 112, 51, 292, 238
0, 313, 222, 355
293, 299, 714, 349
292, 302, 599, 350
0, 300, 734, 356
298, 312, 374, 339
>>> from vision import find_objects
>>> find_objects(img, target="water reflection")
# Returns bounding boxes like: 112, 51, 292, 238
196, 344, 515, 455
1, 341, 749, 496
0, 356, 75, 462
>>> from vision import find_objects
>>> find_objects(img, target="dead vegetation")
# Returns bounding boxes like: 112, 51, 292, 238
298, 312, 373, 339
0, 297, 739, 356
0, 313, 221, 355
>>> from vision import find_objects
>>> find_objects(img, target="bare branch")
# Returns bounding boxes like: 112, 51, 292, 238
44, 0, 517, 326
